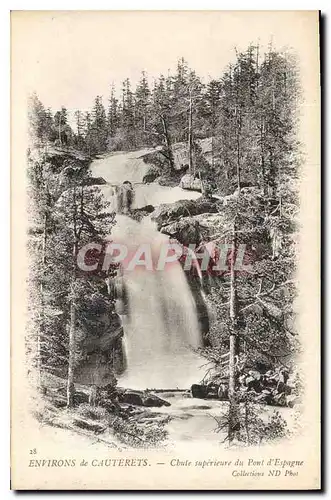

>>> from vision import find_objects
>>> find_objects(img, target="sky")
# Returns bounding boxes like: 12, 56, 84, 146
12, 10, 318, 121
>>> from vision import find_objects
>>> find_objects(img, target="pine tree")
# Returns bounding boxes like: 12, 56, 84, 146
107, 84, 120, 138
186, 70, 204, 177
135, 71, 151, 139
149, 75, 175, 170
83, 111, 92, 155
120, 78, 136, 149
90, 96, 108, 153
74, 110, 86, 150
200, 46, 300, 443
203, 79, 222, 168
28, 94, 54, 144
54, 106, 73, 146
27, 152, 57, 387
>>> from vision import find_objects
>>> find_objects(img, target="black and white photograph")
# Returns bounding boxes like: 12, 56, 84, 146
10, 9, 321, 490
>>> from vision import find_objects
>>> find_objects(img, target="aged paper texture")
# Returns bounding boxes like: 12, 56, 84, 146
11, 10, 320, 490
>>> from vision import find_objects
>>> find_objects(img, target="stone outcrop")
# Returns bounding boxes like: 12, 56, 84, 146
117, 181, 134, 214
83, 176, 107, 186
179, 174, 203, 192
130, 205, 155, 222
160, 218, 202, 247
142, 165, 161, 183
191, 367, 298, 407
151, 197, 220, 229
118, 390, 171, 408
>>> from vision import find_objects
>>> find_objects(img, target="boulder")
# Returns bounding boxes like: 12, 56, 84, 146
132, 204, 155, 214
179, 174, 203, 192
73, 418, 106, 433
130, 205, 155, 222
191, 384, 208, 399
117, 181, 134, 214
160, 218, 202, 247
118, 390, 171, 408
142, 165, 161, 183
73, 391, 90, 406
151, 198, 220, 228
83, 176, 107, 186
120, 392, 144, 406
144, 395, 171, 408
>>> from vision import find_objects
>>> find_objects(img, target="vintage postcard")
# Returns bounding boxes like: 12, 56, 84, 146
11, 10, 321, 490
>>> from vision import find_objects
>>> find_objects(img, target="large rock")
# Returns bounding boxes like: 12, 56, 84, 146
179, 174, 203, 192
118, 390, 171, 408
191, 377, 229, 401
130, 205, 155, 222
117, 181, 135, 214
73, 308, 126, 385
142, 165, 161, 183
160, 218, 202, 247
221, 186, 263, 206
120, 392, 144, 406
151, 197, 220, 228
191, 384, 208, 399
144, 394, 171, 408
83, 176, 107, 186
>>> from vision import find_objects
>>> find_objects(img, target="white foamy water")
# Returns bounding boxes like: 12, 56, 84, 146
111, 215, 203, 389
98, 183, 201, 211
90, 149, 201, 210
91, 149, 155, 184
90, 151, 204, 388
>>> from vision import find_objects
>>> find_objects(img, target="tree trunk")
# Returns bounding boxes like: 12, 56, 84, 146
67, 185, 79, 408
244, 400, 250, 444
89, 385, 100, 407
198, 171, 205, 197
228, 334, 240, 442
228, 221, 240, 443
236, 128, 241, 192
160, 115, 175, 171
260, 117, 268, 197
37, 210, 48, 389
211, 134, 214, 169
188, 92, 194, 176
58, 114, 62, 145
67, 301, 76, 407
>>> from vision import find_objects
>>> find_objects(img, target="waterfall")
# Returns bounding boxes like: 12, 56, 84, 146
91, 150, 204, 389
112, 215, 203, 389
